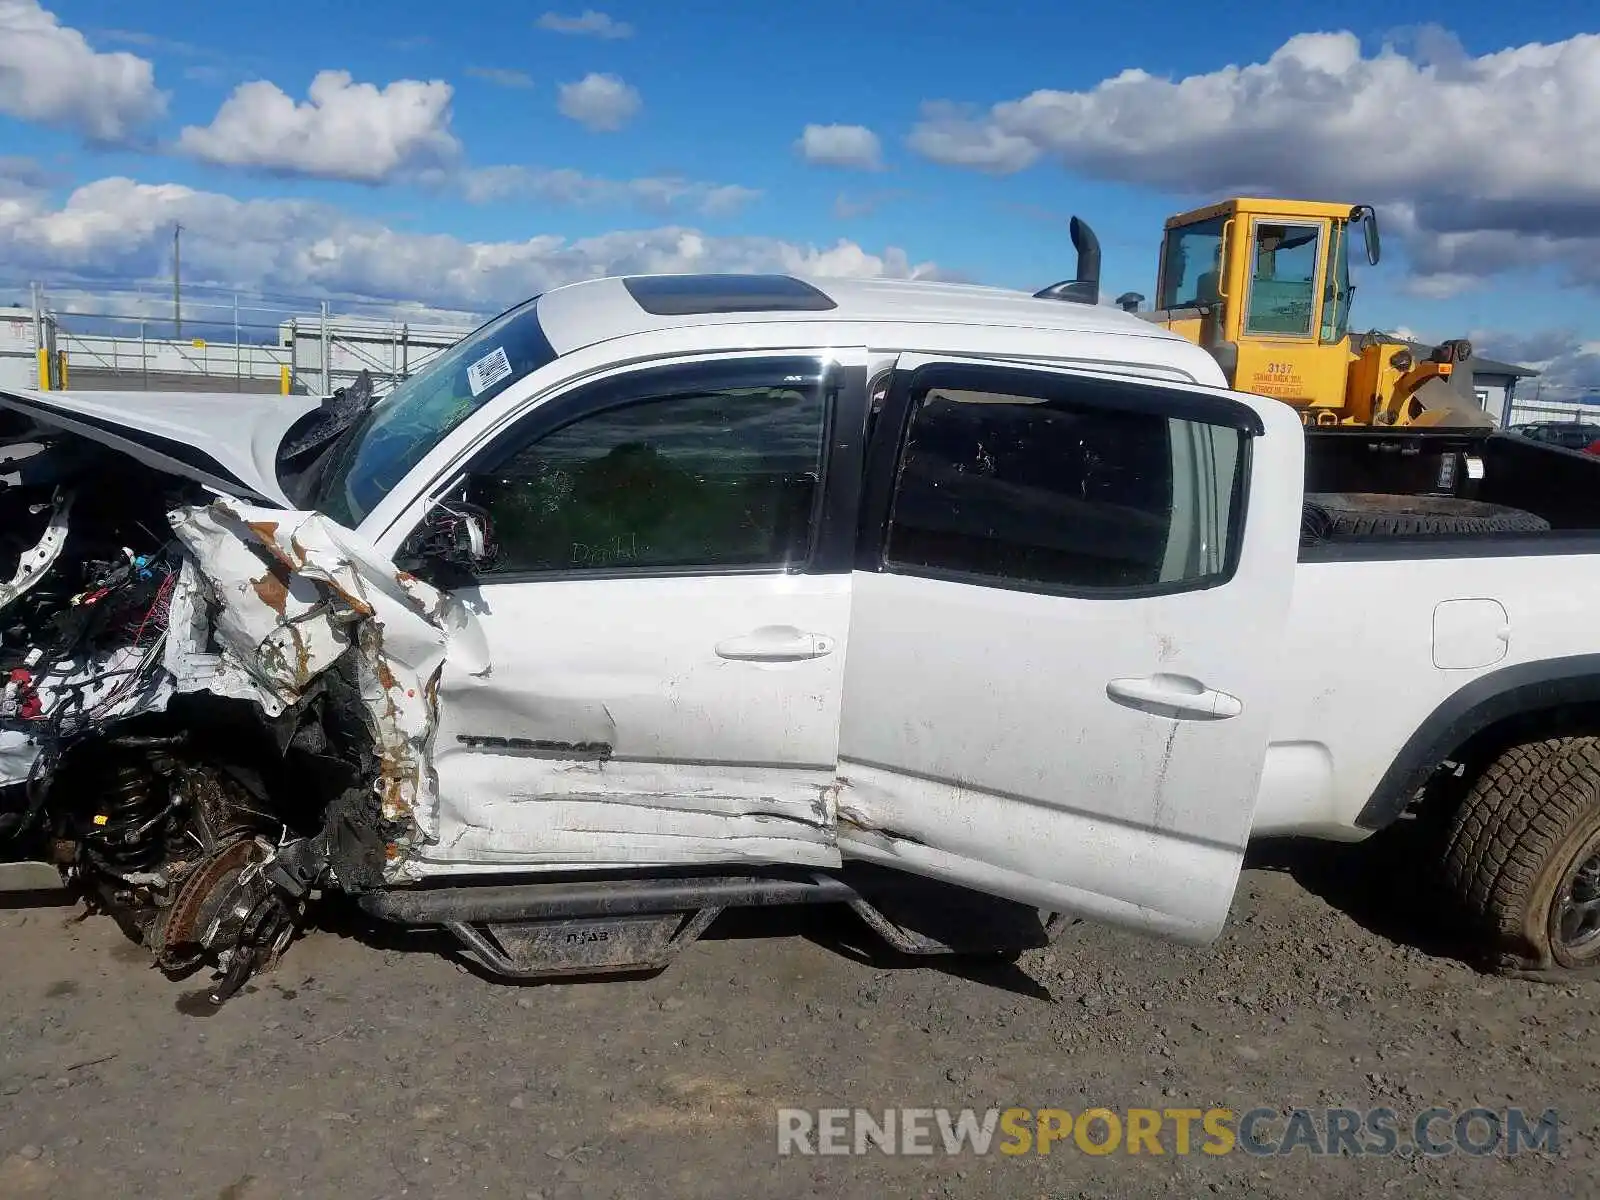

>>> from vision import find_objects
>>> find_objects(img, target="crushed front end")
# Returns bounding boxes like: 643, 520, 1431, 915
0, 409, 458, 1004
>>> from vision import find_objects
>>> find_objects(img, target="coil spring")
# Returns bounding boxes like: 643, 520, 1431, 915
88, 761, 168, 872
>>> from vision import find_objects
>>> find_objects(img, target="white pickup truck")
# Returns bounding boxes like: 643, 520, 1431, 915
4, 263, 1600, 1003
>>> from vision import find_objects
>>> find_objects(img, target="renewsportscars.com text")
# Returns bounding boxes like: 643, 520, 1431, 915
776, 1106, 1561, 1158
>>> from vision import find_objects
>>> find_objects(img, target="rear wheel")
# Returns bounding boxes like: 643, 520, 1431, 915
1441, 737, 1600, 977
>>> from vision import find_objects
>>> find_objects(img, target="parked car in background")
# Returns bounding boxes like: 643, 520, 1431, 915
1510, 420, 1600, 451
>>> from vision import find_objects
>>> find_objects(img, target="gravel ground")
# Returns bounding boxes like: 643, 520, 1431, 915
2, 826, 1596, 1200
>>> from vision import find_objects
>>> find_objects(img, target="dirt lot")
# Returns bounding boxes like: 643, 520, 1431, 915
2, 828, 1597, 1200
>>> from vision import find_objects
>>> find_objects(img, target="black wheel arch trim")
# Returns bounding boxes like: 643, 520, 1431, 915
1355, 653, 1600, 830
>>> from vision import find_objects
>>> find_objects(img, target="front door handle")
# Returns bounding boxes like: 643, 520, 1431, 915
1106, 673, 1243, 721
715, 625, 836, 663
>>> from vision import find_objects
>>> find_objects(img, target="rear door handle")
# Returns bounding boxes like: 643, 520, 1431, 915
1106, 673, 1243, 721
715, 625, 836, 663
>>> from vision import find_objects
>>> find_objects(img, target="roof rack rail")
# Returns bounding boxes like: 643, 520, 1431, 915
1033, 216, 1101, 307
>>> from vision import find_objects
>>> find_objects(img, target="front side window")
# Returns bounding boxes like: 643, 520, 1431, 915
312, 297, 557, 527
1157, 217, 1226, 310
464, 375, 827, 576
1245, 221, 1322, 337
885, 382, 1245, 594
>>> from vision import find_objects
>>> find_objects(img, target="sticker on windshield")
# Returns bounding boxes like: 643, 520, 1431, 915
466, 345, 513, 396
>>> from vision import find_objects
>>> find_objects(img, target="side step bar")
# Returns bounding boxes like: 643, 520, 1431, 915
358, 871, 858, 924
359, 871, 858, 981
357, 868, 1070, 982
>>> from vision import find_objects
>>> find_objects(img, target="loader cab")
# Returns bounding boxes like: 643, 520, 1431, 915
1153, 198, 1380, 421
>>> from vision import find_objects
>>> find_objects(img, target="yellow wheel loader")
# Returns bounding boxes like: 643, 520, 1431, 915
1078, 197, 1496, 429
1028, 201, 1555, 541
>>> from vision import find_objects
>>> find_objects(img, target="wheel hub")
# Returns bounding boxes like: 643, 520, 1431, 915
1553, 834, 1600, 959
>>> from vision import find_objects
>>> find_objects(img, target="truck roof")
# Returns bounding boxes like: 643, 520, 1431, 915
534, 272, 1195, 359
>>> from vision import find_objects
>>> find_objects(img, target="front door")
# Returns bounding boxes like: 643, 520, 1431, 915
406, 350, 868, 876
835, 354, 1302, 942
1232, 215, 1350, 412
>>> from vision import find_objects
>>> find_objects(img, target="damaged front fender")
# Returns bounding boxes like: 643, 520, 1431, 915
1, 491, 482, 880
166, 498, 484, 869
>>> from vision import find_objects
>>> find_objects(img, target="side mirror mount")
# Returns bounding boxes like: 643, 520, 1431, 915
396, 499, 499, 586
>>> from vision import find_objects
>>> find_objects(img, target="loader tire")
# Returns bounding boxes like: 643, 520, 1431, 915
1441, 737, 1600, 978
1302, 492, 1549, 539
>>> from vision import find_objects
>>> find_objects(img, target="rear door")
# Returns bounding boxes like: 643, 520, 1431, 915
836, 354, 1303, 942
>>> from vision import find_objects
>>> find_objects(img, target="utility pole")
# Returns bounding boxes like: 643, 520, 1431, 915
172, 223, 183, 339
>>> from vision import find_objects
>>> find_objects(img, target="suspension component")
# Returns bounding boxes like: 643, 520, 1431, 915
84, 759, 170, 874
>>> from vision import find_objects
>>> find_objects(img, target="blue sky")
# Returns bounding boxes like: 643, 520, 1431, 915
2, 0, 1597, 393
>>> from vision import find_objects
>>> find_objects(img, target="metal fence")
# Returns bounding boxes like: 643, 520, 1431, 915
0, 278, 480, 398
1506, 398, 1600, 428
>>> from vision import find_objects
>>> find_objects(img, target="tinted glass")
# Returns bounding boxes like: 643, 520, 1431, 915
1321, 221, 1353, 343
314, 298, 556, 527
623, 274, 836, 315
885, 385, 1244, 593
1245, 221, 1322, 337
468, 381, 826, 575
1158, 217, 1226, 309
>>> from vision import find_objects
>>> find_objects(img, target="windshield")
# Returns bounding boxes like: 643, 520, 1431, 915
311, 297, 557, 527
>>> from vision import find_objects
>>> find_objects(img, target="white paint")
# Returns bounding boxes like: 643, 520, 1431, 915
531, 274, 1212, 363
1255, 551, 1600, 838
835, 761, 1244, 942
830, 353, 1305, 942
415, 572, 851, 877
166, 499, 468, 837
1433, 598, 1510, 670
0, 489, 72, 611
0, 387, 317, 505
1243, 741, 1346, 840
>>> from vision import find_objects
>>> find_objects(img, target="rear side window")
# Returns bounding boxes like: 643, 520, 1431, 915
884, 384, 1246, 595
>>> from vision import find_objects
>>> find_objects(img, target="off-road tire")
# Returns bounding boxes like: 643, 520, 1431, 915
1441, 737, 1600, 978
1302, 492, 1550, 540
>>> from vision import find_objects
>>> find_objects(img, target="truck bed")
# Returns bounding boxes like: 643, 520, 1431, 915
1253, 428, 1600, 839
1299, 427, 1600, 547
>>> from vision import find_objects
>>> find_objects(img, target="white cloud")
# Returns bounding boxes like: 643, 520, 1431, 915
465, 66, 535, 90
95, 27, 206, 56
0, 155, 54, 195
557, 73, 641, 132
0, 1, 166, 142
0, 175, 941, 314
797, 124, 883, 170
1473, 330, 1600, 402
908, 28, 1600, 291
537, 10, 633, 38
177, 70, 461, 184
460, 166, 759, 216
